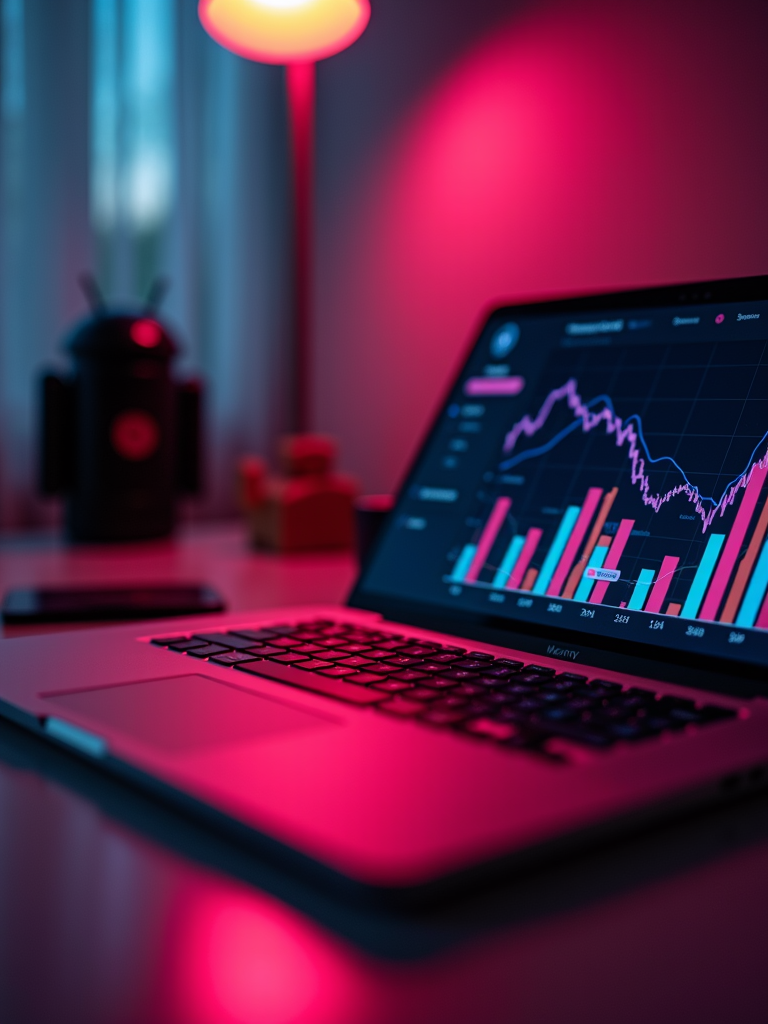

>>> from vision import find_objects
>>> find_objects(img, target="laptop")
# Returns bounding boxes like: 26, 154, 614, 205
2, 275, 767, 900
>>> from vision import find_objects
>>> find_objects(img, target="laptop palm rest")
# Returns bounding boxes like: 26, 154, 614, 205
43, 674, 335, 753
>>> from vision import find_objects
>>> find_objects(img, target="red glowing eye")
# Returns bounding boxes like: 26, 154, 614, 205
130, 320, 163, 348
110, 410, 160, 461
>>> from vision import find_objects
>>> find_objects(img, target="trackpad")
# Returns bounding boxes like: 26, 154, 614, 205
44, 674, 335, 753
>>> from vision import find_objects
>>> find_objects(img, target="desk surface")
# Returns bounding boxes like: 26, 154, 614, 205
1, 524, 766, 1024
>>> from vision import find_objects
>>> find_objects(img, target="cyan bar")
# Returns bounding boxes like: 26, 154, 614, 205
574, 544, 609, 601
492, 534, 525, 589
627, 568, 655, 610
532, 506, 581, 595
735, 536, 768, 627
681, 533, 725, 619
451, 544, 477, 582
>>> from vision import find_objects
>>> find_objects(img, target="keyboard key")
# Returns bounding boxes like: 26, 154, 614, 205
378, 697, 423, 716
231, 629, 279, 642
151, 636, 186, 646
293, 631, 324, 641
244, 644, 285, 657
344, 672, 381, 685
364, 663, 400, 676
426, 652, 462, 664
514, 672, 552, 685
417, 662, 450, 674
192, 632, 251, 648
336, 643, 372, 654
266, 625, 302, 636
453, 659, 495, 671
384, 655, 425, 668
319, 665, 357, 678
418, 677, 459, 690
269, 636, 303, 648
439, 669, 480, 682
167, 639, 207, 652
270, 653, 310, 664
235, 660, 387, 705
494, 658, 524, 669
333, 656, 374, 668
372, 640, 409, 651
525, 665, 556, 676
210, 651, 261, 666
391, 670, 428, 682
586, 678, 622, 692
467, 651, 495, 661
480, 666, 516, 679
451, 683, 485, 697
430, 696, 468, 711
406, 688, 442, 701
290, 658, 334, 671
397, 645, 440, 657
187, 643, 231, 658
483, 690, 517, 705
293, 643, 324, 654
373, 680, 414, 693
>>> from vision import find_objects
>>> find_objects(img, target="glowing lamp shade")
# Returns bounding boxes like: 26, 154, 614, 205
198, 0, 370, 64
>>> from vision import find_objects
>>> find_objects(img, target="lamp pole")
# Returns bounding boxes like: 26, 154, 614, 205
286, 61, 315, 434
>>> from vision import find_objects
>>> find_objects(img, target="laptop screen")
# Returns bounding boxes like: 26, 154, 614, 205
351, 276, 768, 672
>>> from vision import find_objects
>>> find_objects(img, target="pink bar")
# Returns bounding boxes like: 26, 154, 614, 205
644, 555, 680, 614
588, 518, 635, 604
619, 601, 627, 608
464, 376, 525, 397
506, 527, 543, 590
755, 587, 768, 629
464, 497, 512, 583
699, 463, 768, 621
546, 487, 603, 596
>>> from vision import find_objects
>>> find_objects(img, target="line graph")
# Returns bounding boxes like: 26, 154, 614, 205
499, 378, 768, 534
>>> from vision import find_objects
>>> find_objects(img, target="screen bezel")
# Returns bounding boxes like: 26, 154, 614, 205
348, 274, 768, 684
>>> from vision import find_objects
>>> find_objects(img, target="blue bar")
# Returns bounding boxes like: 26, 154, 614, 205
736, 536, 768, 627
627, 568, 655, 610
451, 544, 477, 582
492, 535, 525, 589
574, 544, 609, 602
532, 506, 581, 595
681, 533, 725, 619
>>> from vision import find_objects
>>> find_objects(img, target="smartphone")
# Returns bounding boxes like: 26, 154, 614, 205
2, 584, 225, 624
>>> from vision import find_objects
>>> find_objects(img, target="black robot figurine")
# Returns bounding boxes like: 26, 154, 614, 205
40, 279, 201, 541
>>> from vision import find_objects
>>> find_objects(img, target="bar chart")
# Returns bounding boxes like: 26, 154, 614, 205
447, 358, 768, 629
450, 468, 768, 626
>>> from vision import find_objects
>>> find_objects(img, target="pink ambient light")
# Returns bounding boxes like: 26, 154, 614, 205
198, 0, 370, 64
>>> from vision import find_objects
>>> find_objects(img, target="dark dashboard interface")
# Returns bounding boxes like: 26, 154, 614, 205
353, 279, 768, 669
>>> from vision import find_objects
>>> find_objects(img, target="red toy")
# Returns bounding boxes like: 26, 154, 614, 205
239, 435, 358, 551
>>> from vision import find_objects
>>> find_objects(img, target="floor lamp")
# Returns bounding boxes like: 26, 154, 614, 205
198, 0, 371, 434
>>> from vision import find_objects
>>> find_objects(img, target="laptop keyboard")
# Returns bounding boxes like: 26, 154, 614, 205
150, 619, 737, 756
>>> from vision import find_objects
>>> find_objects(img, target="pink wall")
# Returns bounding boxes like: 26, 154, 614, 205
314, 0, 768, 495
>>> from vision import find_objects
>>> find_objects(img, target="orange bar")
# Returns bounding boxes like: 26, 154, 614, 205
721, 493, 768, 623
521, 567, 538, 591
666, 602, 681, 616
562, 487, 619, 599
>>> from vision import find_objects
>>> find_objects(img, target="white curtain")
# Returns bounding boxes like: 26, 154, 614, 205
0, 0, 292, 528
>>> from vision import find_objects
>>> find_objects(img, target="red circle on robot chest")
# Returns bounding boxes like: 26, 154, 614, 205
130, 319, 163, 348
110, 410, 160, 461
